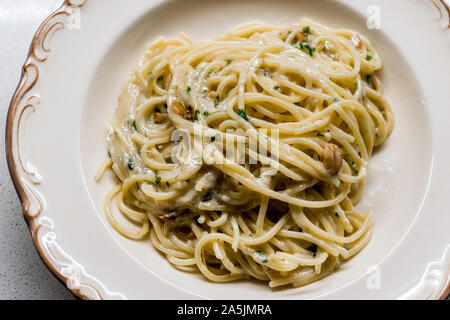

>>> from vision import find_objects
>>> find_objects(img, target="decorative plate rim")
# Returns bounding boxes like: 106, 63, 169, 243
5, 0, 124, 300
5, 0, 450, 300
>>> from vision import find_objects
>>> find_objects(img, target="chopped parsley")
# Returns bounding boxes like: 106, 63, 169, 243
193, 157, 203, 163
331, 97, 339, 102
132, 120, 138, 131
237, 109, 251, 123
195, 109, 200, 115
154, 173, 161, 185
302, 26, 310, 34
316, 132, 325, 137
127, 158, 134, 170
148, 71, 153, 77
296, 40, 316, 57
107, 151, 111, 158
203, 111, 211, 117
274, 85, 280, 90
253, 250, 268, 263
287, 30, 292, 36
353, 170, 359, 176
157, 75, 163, 82
366, 54, 373, 61
165, 181, 170, 187
186, 86, 191, 94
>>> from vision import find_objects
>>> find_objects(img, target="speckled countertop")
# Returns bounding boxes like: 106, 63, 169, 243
0, 0, 74, 300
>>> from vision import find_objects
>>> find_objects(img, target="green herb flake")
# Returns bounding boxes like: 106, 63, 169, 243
195, 109, 200, 115
127, 158, 134, 170
331, 97, 339, 102
157, 75, 164, 82
316, 133, 325, 137
186, 87, 192, 94
193, 157, 203, 163
203, 111, 211, 117
287, 30, 292, 36
296, 40, 316, 57
302, 26, 311, 34
254, 250, 268, 263
107, 151, 111, 158
136, 182, 140, 190
237, 109, 251, 123
165, 181, 170, 187
155, 173, 161, 185
132, 120, 138, 131
366, 54, 373, 61
148, 71, 153, 77
274, 85, 280, 90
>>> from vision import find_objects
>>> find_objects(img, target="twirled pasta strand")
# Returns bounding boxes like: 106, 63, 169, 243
97, 19, 393, 288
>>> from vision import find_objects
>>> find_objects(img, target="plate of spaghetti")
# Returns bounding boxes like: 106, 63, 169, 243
7, 0, 450, 299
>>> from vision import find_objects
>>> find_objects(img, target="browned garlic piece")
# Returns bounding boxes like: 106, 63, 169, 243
323, 143, 343, 175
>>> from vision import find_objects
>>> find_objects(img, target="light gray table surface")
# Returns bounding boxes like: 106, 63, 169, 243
0, 0, 74, 300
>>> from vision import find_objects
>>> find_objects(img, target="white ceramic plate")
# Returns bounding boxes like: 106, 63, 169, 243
6, 0, 450, 299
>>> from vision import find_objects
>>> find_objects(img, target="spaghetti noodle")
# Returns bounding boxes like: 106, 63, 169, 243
96, 19, 393, 287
